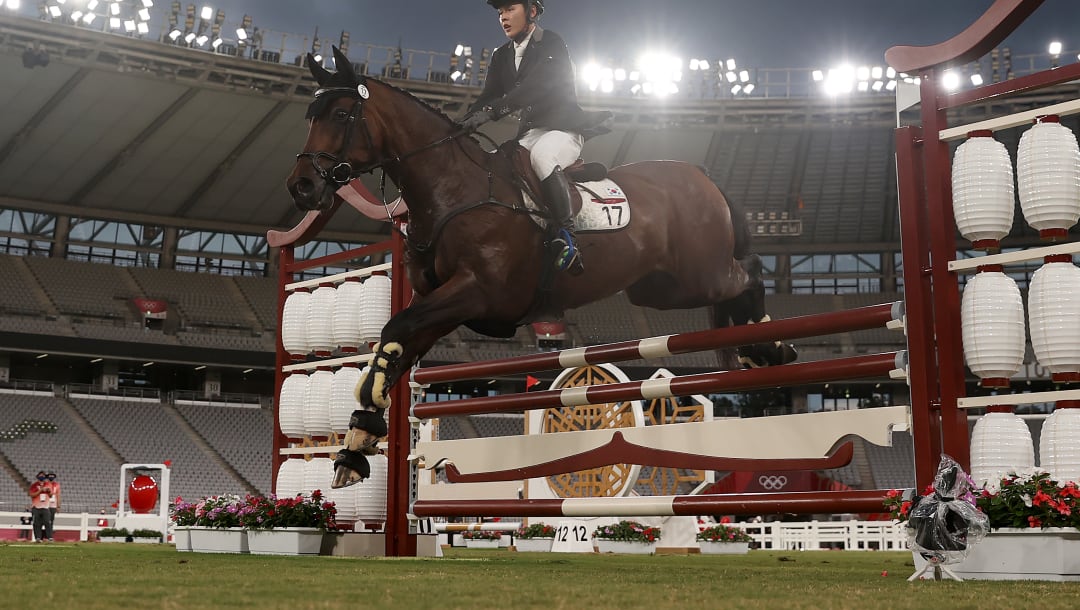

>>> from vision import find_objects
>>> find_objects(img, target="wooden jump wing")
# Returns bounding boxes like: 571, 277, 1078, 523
885, 0, 1043, 73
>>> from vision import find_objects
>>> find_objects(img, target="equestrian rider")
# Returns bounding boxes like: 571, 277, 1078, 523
459, 0, 606, 276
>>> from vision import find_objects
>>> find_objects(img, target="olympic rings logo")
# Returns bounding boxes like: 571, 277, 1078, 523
758, 475, 788, 490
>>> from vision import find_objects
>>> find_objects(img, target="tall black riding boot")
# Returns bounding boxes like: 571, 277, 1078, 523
541, 166, 584, 276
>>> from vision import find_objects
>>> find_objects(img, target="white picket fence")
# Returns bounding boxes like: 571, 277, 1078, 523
741, 520, 908, 551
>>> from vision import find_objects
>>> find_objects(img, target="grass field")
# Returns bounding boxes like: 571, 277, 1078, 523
3, 543, 1080, 609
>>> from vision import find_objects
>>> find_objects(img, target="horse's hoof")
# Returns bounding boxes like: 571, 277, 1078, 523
738, 342, 798, 368
343, 427, 382, 456
332, 449, 371, 488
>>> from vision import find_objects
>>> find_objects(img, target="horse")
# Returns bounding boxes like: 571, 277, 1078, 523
287, 47, 797, 487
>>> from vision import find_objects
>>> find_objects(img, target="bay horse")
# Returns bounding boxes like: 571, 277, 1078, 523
287, 47, 796, 487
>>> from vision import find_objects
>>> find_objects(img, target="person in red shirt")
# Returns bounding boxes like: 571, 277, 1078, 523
28, 471, 53, 543
45, 472, 60, 541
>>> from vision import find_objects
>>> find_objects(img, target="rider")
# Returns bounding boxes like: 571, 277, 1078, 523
459, 0, 607, 276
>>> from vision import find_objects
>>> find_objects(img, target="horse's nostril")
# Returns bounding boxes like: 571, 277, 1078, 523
293, 178, 315, 197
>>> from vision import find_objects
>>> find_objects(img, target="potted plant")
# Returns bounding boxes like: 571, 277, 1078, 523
170, 496, 197, 552
696, 519, 753, 554
886, 467, 1080, 580
514, 522, 556, 552
592, 520, 661, 554
97, 527, 129, 543
131, 529, 163, 544
188, 494, 247, 553
240, 491, 337, 556
461, 530, 502, 549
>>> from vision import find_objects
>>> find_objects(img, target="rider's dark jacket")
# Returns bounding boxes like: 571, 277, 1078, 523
467, 27, 607, 139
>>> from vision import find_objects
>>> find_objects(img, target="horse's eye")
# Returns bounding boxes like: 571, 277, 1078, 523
334, 109, 349, 122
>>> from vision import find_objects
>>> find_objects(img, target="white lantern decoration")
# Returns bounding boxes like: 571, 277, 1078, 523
969, 410, 1035, 487
1016, 114, 1080, 239
302, 457, 334, 496
1027, 259, 1080, 383
304, 368, 334, 437
281, 289, 312, 360
275, 458, 306, 498
330, 365, 364, 434
333, 279, 364, 353
952, 130, 1015, 249
359, 274, 392, 343
354, 453, 388, 530
325, 481, 359, 525
960, 269, 1026, 387
308, 283, 337, 357
1040, 406, 1080, 484
278, 373, 308, 438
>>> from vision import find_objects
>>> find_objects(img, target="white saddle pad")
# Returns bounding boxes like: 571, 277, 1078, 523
522, 178, 630, 233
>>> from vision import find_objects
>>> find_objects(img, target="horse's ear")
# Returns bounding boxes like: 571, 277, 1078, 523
332, 46, 359, 84
308, 53, 332, 85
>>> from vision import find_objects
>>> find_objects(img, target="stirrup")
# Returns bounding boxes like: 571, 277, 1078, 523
553, 229, 584, 275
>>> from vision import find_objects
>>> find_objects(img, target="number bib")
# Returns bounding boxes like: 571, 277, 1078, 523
550, 519, 595, 553
573, 180, 630, 232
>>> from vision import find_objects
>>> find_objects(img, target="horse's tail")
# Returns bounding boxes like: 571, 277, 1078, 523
698, 166, 752, 259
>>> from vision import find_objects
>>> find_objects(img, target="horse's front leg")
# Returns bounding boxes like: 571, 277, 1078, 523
332, 276, 488, 488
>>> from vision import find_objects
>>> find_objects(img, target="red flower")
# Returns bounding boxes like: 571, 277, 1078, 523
1033, 490, 1053, 506
1061, 484, 1080, 499
899, 501, 911, 516
886, 489, 900, 499
1028, 516, 1042, 528
720, 516, 732, 524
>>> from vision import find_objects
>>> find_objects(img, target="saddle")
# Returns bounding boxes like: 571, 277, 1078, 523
500, 142, 609, 217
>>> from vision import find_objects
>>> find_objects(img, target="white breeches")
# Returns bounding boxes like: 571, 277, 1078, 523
519, 128, 584, 180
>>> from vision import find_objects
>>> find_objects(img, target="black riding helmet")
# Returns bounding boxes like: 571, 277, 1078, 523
486, 0, 545, 20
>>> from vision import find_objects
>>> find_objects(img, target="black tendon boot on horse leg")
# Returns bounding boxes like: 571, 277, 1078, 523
726, 254, 798, 368
543, 166, 584, 276
332, 342, 399, 488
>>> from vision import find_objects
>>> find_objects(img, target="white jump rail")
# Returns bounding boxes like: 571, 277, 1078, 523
282, 352, 375, 373
938, 97, 1080, 142
285, 261, 393, 292
957, 389, 1080, 410
948, 242, 1080, 273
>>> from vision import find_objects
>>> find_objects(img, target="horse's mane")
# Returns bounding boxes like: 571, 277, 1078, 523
361, 75, 458, 128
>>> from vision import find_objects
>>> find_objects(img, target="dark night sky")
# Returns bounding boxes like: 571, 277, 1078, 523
195, 0, 1080, 69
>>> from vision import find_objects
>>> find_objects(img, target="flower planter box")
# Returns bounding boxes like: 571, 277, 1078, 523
98, 537, 127, 544
595, 540, 656, 555
247, 528, 324, 556
189, 527, 248, 554
698, 541, 750, 555
131, 537, 161, 544
465, 539, 500, 549
515, 538, 554, 553
173, 527, 192, 552
913, 528, 1080, 581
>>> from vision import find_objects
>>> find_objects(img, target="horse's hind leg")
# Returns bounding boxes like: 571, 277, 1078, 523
717, 254, 798, 368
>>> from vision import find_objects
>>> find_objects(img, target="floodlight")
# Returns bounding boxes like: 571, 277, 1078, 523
1049, 41, 1063, 56
857, 80, 869, 92
628, 70, 639, 81
450, 70, 462, 81
313, 53, 323, 64
726, 58, 736, 70
87, 0, 98, 10
136, 21, 148, 33
689, 59, 699, 71
739, 70, 749, 82
196, 34, 208, 46
941, 70, 960, 91
48, 5, 61, 17
211, 37, 222, 48
463, 46, 473, 57
871, 66, 883, 79
743, 83, 754, 94
600, 80, 613, 93
110, 2, 120, 15
731, 84, 741, 95
725, 71, 736, 82
698, 59, 710, 71
812, 69, 824, 81
82, 12, 95, 24
70, 10, 82, 21
885, 80, 897, 91
856, 66, 870, 80
871, 80, 884, 91
142, 0, 153, 7
109, 16, 120, 28
614, 68, 626, 81
184, 31, 196, 43
970, 74, 984, 85
200, 5, 212, 20
138, 7, 149, 20
168, 28, 182, 40
236, 27, 247, 40
5, 0, 18, 9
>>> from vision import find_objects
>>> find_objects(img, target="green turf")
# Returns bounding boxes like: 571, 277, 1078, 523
2, 543, 1079, 609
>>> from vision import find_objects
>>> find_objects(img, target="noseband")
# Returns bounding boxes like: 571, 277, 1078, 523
295, 86, 467, 189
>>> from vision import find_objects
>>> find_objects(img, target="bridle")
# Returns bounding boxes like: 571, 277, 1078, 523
295, 86, 470, 189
